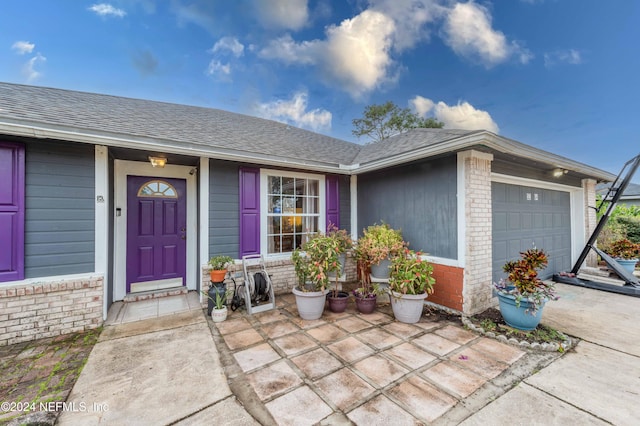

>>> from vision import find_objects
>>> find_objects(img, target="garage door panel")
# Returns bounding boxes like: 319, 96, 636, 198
492, 182, 571, 283
493, 212, 507, 232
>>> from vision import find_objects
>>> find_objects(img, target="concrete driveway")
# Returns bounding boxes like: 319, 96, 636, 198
462, 283, 640, 425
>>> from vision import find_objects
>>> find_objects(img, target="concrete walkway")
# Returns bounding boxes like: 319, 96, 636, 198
462, 283, 640, 425
56, 294, 257, 425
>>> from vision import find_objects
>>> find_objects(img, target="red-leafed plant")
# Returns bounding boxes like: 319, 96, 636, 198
493, 248, 557, 314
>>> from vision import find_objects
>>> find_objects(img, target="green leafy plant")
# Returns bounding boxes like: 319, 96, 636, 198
292, 248, 311, 287
493, 248, 557, 314
606, 238, 640, 260
388, 248, 435, 295
202, 288, 232, 309
355, 222, 405, 267
208, 255, 233, 270
291, 227, 352, 293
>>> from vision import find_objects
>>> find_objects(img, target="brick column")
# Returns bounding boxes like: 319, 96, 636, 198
458, 150, 493, 315
582, 178, 598, 268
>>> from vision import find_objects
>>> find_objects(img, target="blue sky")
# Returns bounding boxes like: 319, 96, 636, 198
1, 1, 639, 180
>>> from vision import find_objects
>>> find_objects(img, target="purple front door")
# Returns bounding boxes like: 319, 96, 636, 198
126, 176, 187, 292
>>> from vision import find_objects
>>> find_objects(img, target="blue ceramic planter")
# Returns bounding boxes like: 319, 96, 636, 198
496, 292, 545, 331
616, 258, 638, 274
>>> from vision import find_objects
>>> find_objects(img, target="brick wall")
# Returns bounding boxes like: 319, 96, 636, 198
201, 252, 358, 306
583, 178, 598, 268
0, 276, 103, 346
459, 150, 494, 315
429, 263, 464, 312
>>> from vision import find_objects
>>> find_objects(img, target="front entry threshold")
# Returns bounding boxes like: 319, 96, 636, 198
130, 278, 183, 294
123, 286, 188, 303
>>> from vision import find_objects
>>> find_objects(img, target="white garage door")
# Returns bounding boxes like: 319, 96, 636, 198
492, 182, 572, 283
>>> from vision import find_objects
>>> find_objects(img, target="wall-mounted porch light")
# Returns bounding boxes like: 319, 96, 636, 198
148, 156, 167, 168
552, 168, 568, 178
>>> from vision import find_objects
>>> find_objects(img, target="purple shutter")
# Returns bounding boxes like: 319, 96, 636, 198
326, 175, 340, 230
239, 167, 260, 256
0, 142, 25, 282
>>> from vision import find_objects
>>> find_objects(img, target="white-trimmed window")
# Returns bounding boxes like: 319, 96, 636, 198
260, 170, 325, 255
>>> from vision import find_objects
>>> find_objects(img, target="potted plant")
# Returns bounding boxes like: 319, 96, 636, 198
302, 231, 350, 314
291, 238, 330, 320
493, 248, 558, 331
388, 249, 435, 323
606, 238, 640, 273
209, 255, 233, 282
356, 223, 405, 280
326, 224, 353, 282
202, 288, 232, 322
352, 259, 384, 314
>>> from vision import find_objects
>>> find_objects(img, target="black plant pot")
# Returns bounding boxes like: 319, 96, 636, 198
207, 282, 227, 316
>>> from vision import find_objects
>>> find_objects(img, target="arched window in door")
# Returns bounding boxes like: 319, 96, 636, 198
137, 180, 178, 198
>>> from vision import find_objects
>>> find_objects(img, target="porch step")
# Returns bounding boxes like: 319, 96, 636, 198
123, 286, 188, 303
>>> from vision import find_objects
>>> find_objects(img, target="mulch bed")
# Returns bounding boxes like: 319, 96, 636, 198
464, 308, 573, 351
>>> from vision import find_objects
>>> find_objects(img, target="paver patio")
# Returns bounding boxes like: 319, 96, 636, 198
210, 293, 557, 425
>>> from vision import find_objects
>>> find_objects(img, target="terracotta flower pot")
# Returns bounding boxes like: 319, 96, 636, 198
210, 269, 226, 282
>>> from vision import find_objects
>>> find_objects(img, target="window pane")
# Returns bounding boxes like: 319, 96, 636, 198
281, 234, 295, 252
282, 197, 295, 213
303, 216, 318, 233
295, 234, 302, 249
269, 195, 282, 213
269, 176, 281, 195
282, 177, 295, 195
295, 178, 305, 195
283, 216, 294, 233
307, 179, 318, 196
268, 216, 281, 234
302, 197, 318, 214
268, 234, 280, 254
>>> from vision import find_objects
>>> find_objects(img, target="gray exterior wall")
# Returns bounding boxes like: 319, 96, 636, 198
207, 161, 353, 259
338, 175, 351, 234
24, 140, 95, 278
492, 158, 583, 188
357, 156, 458, 259
209, 160, 240, 258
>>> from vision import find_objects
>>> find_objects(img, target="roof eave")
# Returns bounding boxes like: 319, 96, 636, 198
355, 131, 616, 182
0, 119, 352, 175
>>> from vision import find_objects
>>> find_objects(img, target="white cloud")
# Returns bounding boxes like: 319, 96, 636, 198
206, 60, 231, 78
88, 3, 126, 17
255, 91, 332, 132
411, 95, 499, 133
211, 37, 245, 58
254, 0, 309, 31
22, 52, 46, 82
11, 41, 35, 55
259, 34, 320, 65
260, 10, 396, 99
544, 49, 582, 68
322, 10, 396, 98
368, 0, 447, 50
442, 2, 531, 67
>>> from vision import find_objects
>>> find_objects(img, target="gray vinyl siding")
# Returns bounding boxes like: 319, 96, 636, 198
24, 141, 95, 278
357, 156, 458, 259
492, 158, 582, 188
338, 175, 351, 234
209, 160, 240, 258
